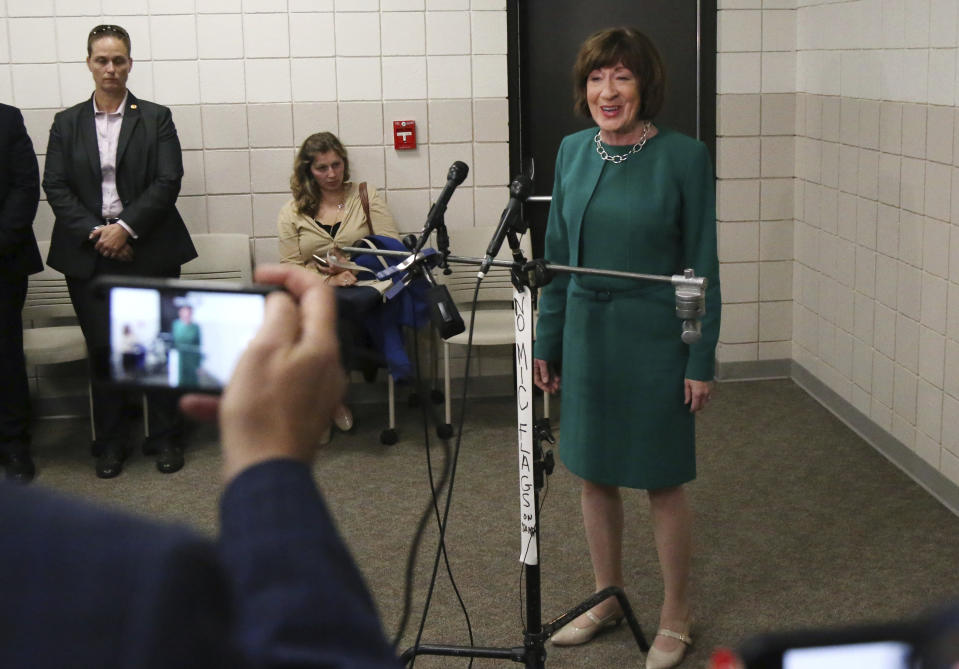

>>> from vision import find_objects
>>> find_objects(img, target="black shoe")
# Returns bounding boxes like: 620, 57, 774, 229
156, 443, 184, 474
3, 451, 36, 484
95, 445, 127, 479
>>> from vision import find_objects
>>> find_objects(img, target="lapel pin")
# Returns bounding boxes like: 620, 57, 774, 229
130, 104, 137, 109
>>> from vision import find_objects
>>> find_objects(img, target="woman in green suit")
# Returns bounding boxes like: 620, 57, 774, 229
533, 28, 721, 669
172, 305, 202, 388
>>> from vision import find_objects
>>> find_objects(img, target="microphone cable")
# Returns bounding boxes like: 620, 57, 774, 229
404, 277, 482, 668
391, 273, 482, 668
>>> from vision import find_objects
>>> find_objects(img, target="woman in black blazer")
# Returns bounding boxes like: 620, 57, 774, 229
42, 24, 197, 478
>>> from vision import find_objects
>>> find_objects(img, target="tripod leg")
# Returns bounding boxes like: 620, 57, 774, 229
545, 586, 649, 653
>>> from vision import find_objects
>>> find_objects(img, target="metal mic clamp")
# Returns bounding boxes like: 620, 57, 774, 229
673, 268, 706, 345
524, 259, 553, 289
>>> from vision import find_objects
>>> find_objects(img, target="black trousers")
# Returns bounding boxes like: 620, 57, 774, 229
66, 268, 181, 451
0, 274, 30, 454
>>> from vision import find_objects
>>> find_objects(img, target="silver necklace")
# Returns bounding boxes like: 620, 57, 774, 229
594, 121, 651, 164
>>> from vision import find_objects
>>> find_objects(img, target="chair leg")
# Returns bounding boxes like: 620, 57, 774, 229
142, 394, 150, 437
436, 342, 453, 439
430, 327, 442, 403
88, 380, 96, 442
444, 342, 452, 426
380, 374, 399, 446
388, 374, 396, 430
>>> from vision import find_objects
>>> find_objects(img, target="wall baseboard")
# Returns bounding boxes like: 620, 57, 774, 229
716, 358, 791, 381
788, 362, 959, 516
716, 358, 958, 516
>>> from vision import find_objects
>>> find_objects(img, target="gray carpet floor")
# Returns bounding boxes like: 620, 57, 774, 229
25, 379, 959, 668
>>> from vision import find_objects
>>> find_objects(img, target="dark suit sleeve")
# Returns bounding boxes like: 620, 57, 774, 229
118, 105, 183, 240
218, 459, 400, 669
0, 107, 40, 258
0, 482, 247, 669
42, 112, 103, 245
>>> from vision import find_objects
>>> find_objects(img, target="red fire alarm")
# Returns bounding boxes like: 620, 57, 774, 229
393, 120, 416, 150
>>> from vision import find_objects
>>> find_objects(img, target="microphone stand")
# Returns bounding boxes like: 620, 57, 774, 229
340, 238, 708, 668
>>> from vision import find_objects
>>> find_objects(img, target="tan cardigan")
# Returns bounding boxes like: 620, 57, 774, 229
277, 182, 400, 269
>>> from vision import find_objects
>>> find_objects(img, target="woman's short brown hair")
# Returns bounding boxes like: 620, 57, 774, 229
572, 27, 666, 121
290, 132, 351, 217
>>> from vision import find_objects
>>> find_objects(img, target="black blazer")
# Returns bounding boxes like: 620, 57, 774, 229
0, 103, 42, 279
42, 92, 196, 279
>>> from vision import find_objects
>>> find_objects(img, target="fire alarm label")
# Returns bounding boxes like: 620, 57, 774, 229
393, 120, 416, 150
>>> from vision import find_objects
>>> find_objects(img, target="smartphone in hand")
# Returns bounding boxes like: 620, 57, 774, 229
91, 277, 278, 394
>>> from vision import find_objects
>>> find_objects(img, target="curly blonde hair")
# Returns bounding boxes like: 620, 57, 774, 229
290, 132, 351, 217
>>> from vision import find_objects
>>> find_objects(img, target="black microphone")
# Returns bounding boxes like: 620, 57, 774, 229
424, 161, 469, 234
479, 174, 533, 278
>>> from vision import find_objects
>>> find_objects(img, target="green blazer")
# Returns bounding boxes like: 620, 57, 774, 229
534, 126, 720, 381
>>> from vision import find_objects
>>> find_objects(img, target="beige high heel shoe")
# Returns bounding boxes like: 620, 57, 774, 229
550, 609, 623, 646
332, 404, 354, 432
645, 626, 692, 669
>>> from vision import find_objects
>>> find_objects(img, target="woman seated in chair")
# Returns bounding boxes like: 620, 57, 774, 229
278, 132, 402, 439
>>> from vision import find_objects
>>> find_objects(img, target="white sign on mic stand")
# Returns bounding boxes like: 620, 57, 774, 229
513, 285, 537, 565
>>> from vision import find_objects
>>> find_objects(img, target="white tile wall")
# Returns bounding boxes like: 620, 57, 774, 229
335, 12, 381, 57
335, 57, 381, 100
151, 15, 198, 60
382, 56, 427, 100
381, 12, 426, 55
715, 1, 959, 486
11, 3, 506, 241
426, 10, 470, 55
197, 14, 244, 59
199, 60, 247, 104
290, 58, 337, 102
289, 14, 335, 58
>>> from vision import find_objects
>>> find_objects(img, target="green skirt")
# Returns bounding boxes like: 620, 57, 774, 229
558, 279, 696, 490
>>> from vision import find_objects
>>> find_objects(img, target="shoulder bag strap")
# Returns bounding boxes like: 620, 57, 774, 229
358, 182, 373, 235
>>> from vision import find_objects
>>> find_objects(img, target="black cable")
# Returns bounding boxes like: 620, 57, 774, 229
408, 288, 477, 665
391, 276, 455, 648
406, 277, 482, 668
386, 266, 478, 668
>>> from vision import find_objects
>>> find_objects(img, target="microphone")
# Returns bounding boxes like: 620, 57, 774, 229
424, 161, 469, 235
479, 174, 533, 278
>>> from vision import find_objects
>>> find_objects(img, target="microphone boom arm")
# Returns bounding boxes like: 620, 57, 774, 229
339, 248, 708, 344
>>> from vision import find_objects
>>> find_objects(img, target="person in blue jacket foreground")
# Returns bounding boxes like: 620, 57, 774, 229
0, 264, 401, 669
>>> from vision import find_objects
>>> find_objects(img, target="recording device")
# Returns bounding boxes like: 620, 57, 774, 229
423, 161, 469, 238
91, 277, 278, 394
479, 174, 533, 278
738, 621, 921, 669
